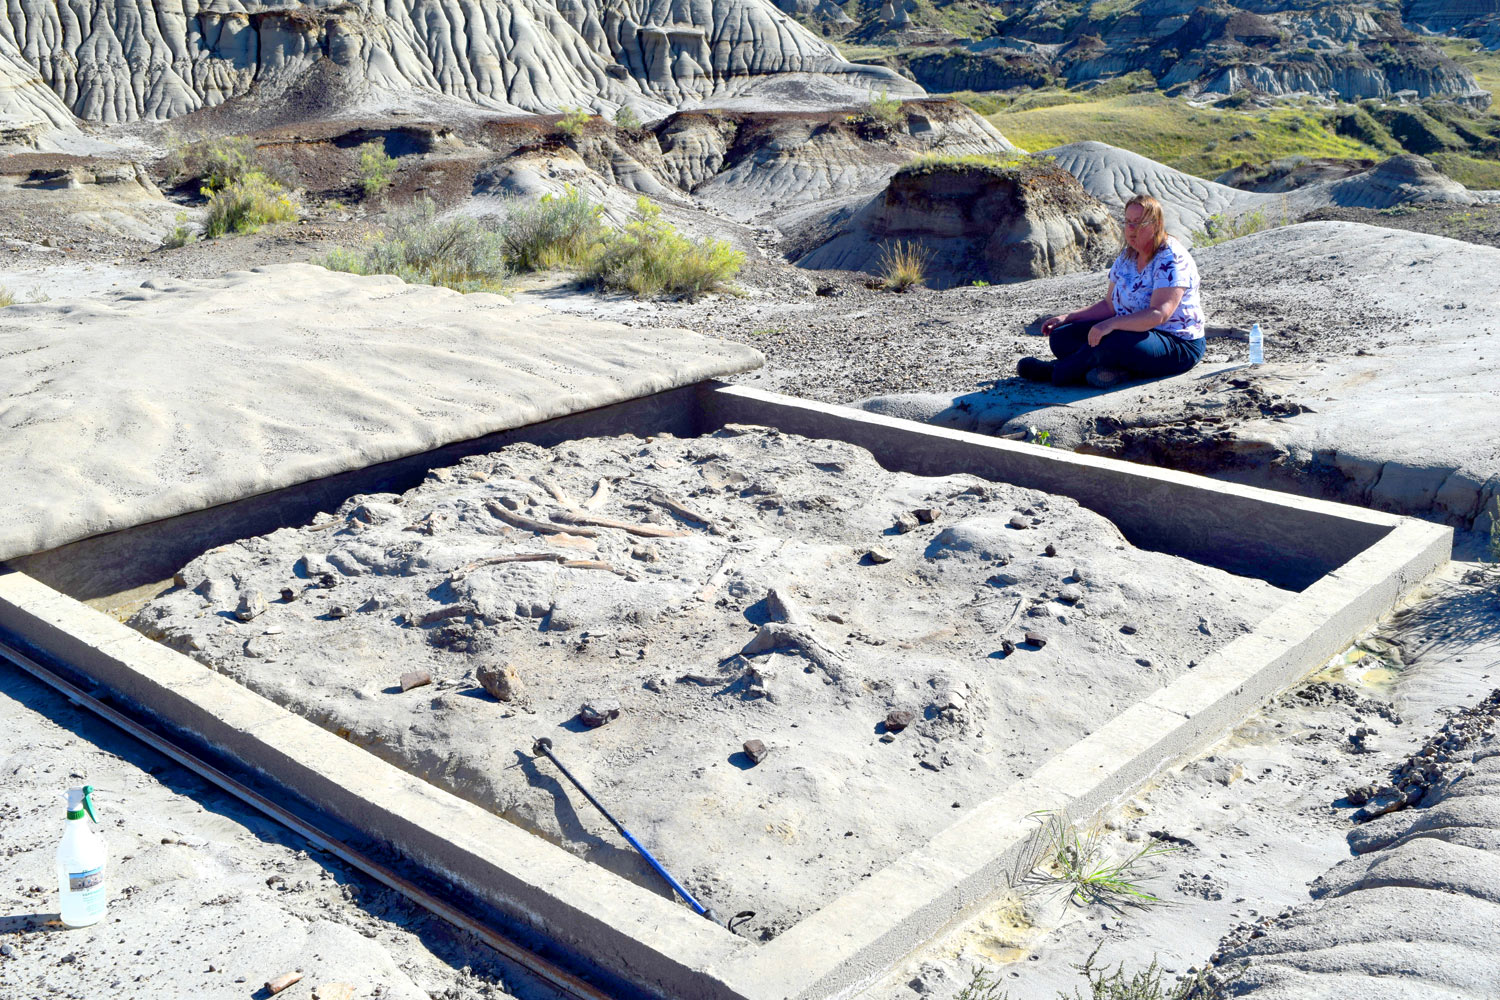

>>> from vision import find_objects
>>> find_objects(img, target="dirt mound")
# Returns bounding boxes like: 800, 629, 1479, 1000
792, 154, 1118, 286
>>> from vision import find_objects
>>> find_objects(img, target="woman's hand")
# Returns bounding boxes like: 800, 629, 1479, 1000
1040, 314, 1069, 336
1087, 319, 1116, 347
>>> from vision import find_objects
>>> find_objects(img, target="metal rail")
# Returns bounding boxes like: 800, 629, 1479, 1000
0, 635, 614, 1000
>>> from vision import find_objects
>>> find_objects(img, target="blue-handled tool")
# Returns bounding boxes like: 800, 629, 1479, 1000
531, 737, 720, 924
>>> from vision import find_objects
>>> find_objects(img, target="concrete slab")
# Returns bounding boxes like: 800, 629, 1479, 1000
0, 384, 1451, 1000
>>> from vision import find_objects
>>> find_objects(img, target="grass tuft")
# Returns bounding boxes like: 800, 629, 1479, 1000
0, 286, 14, 307
1062, 946, 1239, 1000
318, 198, 509, 293
587, 197, 743, 300
1018, 811, 1176, 910
876, 240, 930, 292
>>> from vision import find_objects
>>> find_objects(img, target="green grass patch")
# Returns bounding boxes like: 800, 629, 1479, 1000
990, 92, 1384, 177
1432, 37, 1500, 96
1429, 152, 1500, 189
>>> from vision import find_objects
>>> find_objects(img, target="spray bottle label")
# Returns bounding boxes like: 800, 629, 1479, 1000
68, 867, 104, 892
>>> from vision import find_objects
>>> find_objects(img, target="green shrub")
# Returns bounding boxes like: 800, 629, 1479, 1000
202, 171, 298, 237
500, 186, 606, 272
556, 106, 593, 139
588, 197, 743, 300
173, 135, 258, 193
318, 197, 509, 293
876, 240, 930, 291
355, 140, 399, 199
614, 105, 643, 131
1190, 204, 1292, 247
868, 88, 906, 128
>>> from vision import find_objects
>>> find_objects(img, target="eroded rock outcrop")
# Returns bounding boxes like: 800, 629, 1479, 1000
793, 154, 1119, 286
0, 0, 918, 127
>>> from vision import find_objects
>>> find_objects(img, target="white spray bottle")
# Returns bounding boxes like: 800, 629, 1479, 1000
57, 785, 107, 928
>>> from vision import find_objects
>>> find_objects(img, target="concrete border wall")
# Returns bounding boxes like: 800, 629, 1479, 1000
0, 384, 1453, 1000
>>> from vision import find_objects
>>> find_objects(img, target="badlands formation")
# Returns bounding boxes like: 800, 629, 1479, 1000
1, 1, 1500, 997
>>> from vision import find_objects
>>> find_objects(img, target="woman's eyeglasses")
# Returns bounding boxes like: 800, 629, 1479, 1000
1123, 218, 1152, 230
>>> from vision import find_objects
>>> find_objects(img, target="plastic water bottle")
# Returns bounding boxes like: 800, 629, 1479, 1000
57, 785, 107, 928
1248, 322, 1264, 365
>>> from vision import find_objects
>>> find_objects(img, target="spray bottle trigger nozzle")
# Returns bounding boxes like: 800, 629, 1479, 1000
82, 785, 97, 823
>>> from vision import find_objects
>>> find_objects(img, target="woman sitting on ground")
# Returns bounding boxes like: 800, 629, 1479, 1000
1018, 194, 1205, 388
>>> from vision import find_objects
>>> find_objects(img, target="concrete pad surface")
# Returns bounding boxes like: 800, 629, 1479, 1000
0, 263, 762, 562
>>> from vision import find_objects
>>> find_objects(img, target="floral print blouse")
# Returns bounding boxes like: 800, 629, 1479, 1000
1107, 236, 1205, 341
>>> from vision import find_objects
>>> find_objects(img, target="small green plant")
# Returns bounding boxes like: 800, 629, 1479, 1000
614, 105, 643, 131
954, 967, 1013, 1000
1035, 429, 1053, 447
355, 140, 399, 199
318, 197, 509, 292
971, 279, 991, 287
556, 106, 592, 139
500, 185, 606, 272
749, 327, 782, 337
1018, 811, 1176, 910
876, 240, 929, 292
1489, 516, 1500, 563
162, 211, 197, 249
1190, 209, 1270, 247
588, 197, 743, 300
202, 171, 298, 237
1062, 946, 1238, 1000
867, 88, 905, 128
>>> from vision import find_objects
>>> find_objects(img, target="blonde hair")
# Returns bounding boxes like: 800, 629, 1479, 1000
1121, 194, 1168, 256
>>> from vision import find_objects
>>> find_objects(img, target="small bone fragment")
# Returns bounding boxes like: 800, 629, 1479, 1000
313, 985, 356, 1000
551, 510, 689, 538
486, 501, 597, 537
646, 490, 714, 525
866, 547, 892, 564
583, 478, 612, 510
743, 739, 769, 764
265, 972, 303, 995
544, 533, 596, 550
531, 475, 579, 510
399, 670, 432, 691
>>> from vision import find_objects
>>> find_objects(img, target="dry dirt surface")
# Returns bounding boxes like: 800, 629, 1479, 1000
127, 426, 1287, 939
0, 663, 547, 1000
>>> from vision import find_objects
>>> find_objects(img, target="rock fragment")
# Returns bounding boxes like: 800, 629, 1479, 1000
476, 662, 524, 702
913, 507, 941, 524
1044, 543, 1058, 557
1058, 584, 1083, 603
279, 587, 297, 602
885, 709, 915, 732
999, 638, 1016, 656
866, 547, 893, 564
234, 590, 266, 622
1024, 630, 1048, 648
1120, 622, 1139, 635
399, 670, 432, 691
579, 699, 621, 728
743, 739, 769, 764
892, 512, 920, 534
1008, 515, 1028, 529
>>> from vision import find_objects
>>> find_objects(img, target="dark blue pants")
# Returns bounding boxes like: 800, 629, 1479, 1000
1047, 321, 1205, 386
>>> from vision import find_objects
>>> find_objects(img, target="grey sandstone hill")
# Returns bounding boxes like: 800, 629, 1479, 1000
0, 0, 918, 134
833, 0, 1490, 108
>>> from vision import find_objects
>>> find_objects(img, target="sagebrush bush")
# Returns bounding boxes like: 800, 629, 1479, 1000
318, 198, 509, 292
162, 211, 197, 248
867, 88, 906, 128
356, 141, 399, 198
556, 106, 592, 138
203, 171, 298, 237
876, 240, 930, 291
614, 105, 643, 131
500, 186, 605, 272
167, 135, 258, 192
587, 197, 743, 299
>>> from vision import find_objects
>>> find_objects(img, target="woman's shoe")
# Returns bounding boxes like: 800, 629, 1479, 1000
1085, 367, 1127, 388
1017, 357, 1055, 382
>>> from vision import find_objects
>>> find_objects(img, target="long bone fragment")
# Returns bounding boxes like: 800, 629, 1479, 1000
485, 500, 598, 537
550, 510, 689, 538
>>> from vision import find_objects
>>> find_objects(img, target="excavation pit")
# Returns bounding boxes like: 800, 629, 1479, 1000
0, 269, 1451, 999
